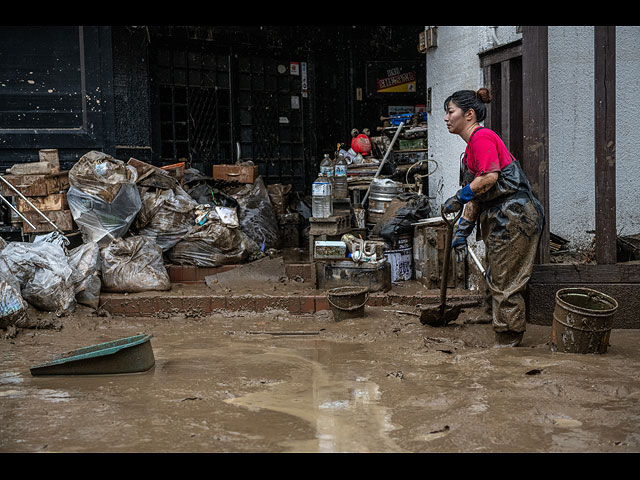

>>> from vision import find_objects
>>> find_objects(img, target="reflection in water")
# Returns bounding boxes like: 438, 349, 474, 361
225, 345, 402, 453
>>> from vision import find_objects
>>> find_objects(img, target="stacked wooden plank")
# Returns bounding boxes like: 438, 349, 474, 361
1, 150, 73, 234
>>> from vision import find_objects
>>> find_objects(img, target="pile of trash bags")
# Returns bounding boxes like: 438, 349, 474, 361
0, 151, 284, 328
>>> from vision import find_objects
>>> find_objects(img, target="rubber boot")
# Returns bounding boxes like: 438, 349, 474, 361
465, 288, 492, 325
494, 330, 524, 348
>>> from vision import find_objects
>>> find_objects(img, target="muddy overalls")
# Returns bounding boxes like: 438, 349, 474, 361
460, 129, 544, 333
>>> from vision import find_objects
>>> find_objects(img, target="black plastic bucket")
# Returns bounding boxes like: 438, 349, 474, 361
327, 286, 369, 322
551, 287, 618, 354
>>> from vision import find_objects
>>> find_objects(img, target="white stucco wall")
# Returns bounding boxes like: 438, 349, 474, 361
425, 26, 484, 209
426, 26, 521, 209
426, 25, 640, 255
614, 26, 640, 239
425, 26, 521, 284
549, 26, 640, 249
548, 26, 595, 249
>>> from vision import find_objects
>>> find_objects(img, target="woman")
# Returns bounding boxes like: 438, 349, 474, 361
442, 88, 544, 347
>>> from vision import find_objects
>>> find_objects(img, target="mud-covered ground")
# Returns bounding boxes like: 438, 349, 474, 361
1, 304, 639, 453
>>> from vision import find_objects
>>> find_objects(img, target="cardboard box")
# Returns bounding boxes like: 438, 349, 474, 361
212, 164, 259, 184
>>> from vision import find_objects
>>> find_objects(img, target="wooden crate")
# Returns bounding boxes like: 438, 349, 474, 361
212, 164, 259, 184
160, 162, 185, 186
1, 172, 69, 197
17, 193, 68, 213
22, 210, 74, 233
309, 214, 350, 236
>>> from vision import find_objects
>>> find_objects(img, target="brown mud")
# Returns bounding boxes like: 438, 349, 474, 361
1, 304, 640, 453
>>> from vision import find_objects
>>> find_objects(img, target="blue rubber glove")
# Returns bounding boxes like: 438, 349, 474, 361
443, 184, 475, 213
451, 217, 475, 263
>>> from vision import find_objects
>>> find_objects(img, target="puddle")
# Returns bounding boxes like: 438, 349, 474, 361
0, 372, 22, 385
224, 344, 403, 453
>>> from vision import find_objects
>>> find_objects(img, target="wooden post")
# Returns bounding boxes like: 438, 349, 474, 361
522, 26, 550, 264
594, 26, 617, 265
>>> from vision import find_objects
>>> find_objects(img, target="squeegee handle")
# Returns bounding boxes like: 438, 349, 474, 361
467, 245, 486, 277
362, 122, 404, 205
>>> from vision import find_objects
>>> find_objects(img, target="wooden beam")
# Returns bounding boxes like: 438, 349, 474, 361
479, 40, 522, 68
501, 60, 511, 150
522, 26, 550, 264
530, 263, 640, 284
509, 58, 523, 164
483, 66, 492, 129
594, 26, 617, 265
482, 63, 501, 135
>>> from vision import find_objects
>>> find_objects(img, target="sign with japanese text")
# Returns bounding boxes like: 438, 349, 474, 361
376, 67, 416, 93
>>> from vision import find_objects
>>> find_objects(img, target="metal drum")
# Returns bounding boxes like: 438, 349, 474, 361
368, 179, 401, 226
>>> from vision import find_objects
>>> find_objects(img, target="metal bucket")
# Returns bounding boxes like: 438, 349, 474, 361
551, 287, 618, 354
327, 286, 369, 322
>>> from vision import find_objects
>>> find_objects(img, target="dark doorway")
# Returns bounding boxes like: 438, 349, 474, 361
148, 26, 425, 192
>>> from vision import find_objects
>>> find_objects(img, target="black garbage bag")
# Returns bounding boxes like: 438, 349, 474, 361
232, 177, 280, 253
165, 220, 250, 267
183, 168, 239, 208
376, 193, 432, 246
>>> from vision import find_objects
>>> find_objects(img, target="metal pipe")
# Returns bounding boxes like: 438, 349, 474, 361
0, 191, 37, 230
0, 175, 63, 233
362, 121, 404, 205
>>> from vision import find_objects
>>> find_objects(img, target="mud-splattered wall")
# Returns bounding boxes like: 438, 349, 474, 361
111, 26, 153, 163
0, 26, 115, 171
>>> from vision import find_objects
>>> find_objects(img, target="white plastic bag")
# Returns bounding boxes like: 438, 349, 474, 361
0, 257, 28, 328
68, 241, 102, 309
67, 151, 142, 246
100, 236, 170, 292
0, 240, 76, 316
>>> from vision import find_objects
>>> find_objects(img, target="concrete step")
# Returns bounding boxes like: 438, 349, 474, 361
98, 282, 482, 317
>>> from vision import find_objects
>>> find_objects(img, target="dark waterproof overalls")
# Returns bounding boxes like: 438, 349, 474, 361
461, 128, 544, 333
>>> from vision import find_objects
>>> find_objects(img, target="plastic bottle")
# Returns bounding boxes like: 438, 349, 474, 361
320, 153, 334, 177
312, 173, 333, 218
319, 153, 335, 196
333, 153, 348, 199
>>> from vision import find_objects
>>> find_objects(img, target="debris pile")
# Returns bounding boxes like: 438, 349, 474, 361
0, 111, 436, 328
0, 151, 286, 328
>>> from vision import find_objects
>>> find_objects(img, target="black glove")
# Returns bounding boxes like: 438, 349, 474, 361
443, 184, 475, 214
451, 217, 475, 263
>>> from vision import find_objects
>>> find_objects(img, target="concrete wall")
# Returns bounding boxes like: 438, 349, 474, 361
426, 25, 640, 258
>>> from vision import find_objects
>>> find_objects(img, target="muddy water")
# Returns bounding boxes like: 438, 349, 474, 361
1, 305, 640, 453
